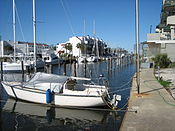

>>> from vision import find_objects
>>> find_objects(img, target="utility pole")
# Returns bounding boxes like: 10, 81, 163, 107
135, 0, 140, 94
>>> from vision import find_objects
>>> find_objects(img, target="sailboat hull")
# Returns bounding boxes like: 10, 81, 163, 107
1, 62, 29, 71
2, 82, 106, 107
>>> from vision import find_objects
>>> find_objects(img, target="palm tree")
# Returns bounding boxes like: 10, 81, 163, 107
76, 43, 85, 56
64, 43, 72, 55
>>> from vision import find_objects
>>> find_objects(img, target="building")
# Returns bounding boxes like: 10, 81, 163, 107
56, 36, 107, 57
145, 0, 175, 62
0, 40, 50, 57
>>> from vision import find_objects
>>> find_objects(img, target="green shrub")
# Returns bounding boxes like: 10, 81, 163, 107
169, 62, 175, 68
158, 79, 171, 88
152, 54, 171, 68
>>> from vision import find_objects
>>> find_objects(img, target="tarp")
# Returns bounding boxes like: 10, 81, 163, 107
24, 72, 69, 93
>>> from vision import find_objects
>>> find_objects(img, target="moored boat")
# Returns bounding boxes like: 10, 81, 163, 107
1, 72, 121, 108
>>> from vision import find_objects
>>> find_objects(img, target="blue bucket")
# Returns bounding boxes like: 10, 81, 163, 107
46, 89, 52, 104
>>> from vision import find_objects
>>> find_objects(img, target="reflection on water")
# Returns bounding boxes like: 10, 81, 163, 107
1, 98, 122, 131
0, 61, 136, 131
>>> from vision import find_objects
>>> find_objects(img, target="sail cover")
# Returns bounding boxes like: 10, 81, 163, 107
27, 72, 69, 84
23, 72, 69, 93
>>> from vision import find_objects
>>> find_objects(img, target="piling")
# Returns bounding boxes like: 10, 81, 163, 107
84, 60, 87, 77
21, 61, 24, 82
0, 62, 3, 81
73, 61, 76, 77
63, 63, 66, 76
114, 58, 117, 71
110, 57, 112, 71
49, 64, 52, 74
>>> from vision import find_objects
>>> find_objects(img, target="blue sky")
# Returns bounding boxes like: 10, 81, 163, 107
0, 0, 162, 52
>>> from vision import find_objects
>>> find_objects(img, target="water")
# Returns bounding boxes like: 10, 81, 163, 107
0, 61, 136, 131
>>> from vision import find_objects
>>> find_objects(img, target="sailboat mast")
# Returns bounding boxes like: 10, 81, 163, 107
83, 19, 86, 56
33, 0, 36, 71
93, 20, 99, 58
13, 0, 16, 62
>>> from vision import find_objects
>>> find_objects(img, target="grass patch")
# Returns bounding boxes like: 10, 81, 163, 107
158, 79, 171, 88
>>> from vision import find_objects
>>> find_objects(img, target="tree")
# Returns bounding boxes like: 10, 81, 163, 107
64, 43, 72, 54
152, 53, 171, 68
76, 43, 85, 55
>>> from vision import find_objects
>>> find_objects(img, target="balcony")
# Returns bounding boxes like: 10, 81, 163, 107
147, 33, 172, 41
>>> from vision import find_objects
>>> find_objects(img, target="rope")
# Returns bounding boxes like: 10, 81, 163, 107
109, 87, 131, 94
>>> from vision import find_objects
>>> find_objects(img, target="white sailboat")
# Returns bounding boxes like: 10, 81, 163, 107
42, 49, 60, 65
77, 56, 87, 63
86, 55, 98, 62
1, 0, 31, 72
1, 72, 121, 107
86, 20, 99, 63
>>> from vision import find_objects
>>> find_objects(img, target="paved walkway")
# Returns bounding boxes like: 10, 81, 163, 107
120, 69, 175, 131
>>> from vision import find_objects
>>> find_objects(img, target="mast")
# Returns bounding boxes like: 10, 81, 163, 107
135, 0, 140, 94
83, 19, 87, 56
84, 19, 86, 36
33, 0, 37, 71
13, 0, 16, 62
93, 20, 99, 58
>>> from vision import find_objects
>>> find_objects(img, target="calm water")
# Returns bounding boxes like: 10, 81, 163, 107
0, 61, 136, 131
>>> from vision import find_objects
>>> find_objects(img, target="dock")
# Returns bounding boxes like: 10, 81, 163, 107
120, 69, 175, 131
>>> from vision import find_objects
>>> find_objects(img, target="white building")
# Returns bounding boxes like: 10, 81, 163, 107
145, 0, 175, 62
0, 40, 50, 57
56, 36, 107, 57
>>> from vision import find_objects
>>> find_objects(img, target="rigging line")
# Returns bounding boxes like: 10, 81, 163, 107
109, 78, 132, 89
15, 5, 25, 42
109, 87, 131, 94
59, 0, 75, 36
64, 0, 73, 21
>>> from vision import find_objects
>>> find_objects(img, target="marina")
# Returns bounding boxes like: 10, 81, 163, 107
0, 61, 136, 131
0, 0, 175, 130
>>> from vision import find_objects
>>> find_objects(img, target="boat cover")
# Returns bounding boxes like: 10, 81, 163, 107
23, 72, 69, 93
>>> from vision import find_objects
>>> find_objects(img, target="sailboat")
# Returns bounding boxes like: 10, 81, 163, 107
87, 21, 99, 62
1, 0, 31, 72
1, 72, 121, 107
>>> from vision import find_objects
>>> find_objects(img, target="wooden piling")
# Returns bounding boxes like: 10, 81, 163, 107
21, 61, 24, 82
73, 61, 76, 77
63, 63, 66, 76
0, 62, 3, 81
84, 60, 87, 77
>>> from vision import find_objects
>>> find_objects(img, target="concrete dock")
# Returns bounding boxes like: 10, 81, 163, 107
120, 69, 175, 131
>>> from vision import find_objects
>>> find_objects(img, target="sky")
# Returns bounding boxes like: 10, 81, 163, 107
0, 0, 162, 52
